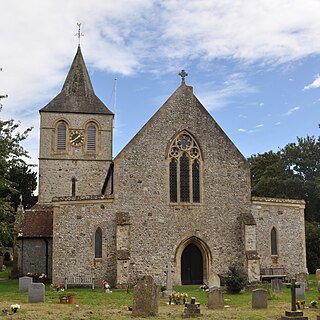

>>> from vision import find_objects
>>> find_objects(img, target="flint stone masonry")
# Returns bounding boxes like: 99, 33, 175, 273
132, 276, 159, 317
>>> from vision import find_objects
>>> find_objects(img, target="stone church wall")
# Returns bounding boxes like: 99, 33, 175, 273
251, 197, 307, 277
39, 112, 112, 203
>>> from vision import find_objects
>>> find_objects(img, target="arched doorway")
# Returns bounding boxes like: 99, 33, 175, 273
181, 243, 203, 285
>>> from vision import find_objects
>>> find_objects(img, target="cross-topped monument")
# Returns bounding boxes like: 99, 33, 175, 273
75, 22, 84, 46
281, 278, 308, 320
179, 69, 188, 84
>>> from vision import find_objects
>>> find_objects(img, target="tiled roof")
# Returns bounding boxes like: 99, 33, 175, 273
19, 207, 53, 238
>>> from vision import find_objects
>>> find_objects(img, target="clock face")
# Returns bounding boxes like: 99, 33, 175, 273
69, 130, 84, 147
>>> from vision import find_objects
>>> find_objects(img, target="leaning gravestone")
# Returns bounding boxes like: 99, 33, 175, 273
252, 289, 267, 309
208, 287, 224, 309
132, 276, 159, 317
208, 273, 220, 288
271, 278, 283, 293
295, 282, 306, 300
19, 276, 33, 292
28, 283, 45, 303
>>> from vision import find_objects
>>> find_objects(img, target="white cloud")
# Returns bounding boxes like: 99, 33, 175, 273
304, 74, 320, 90
239, 114, 247, 118
255, 124, 264, 128
286, 106, 300, 115
274, 122, 281, 125
238, 128, 246, 132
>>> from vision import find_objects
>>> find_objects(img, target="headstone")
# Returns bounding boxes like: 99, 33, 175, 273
166, 265, 173, 291
208, 273, 220, 288
208, 287, 224, 309
295, 282, 306, 300
132, 276, 159, 317
183, 297, 202, 318
28, 283, 45, 303
19, 276, 33, 292
316, 269, 320, 280
252, 289, 267, 309
271, 278, 283, 293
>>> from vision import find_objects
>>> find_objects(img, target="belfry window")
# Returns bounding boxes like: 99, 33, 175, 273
271, 227, 278, 255
87, 123, 97, 152
95, 227, 102, 259
57, 121, 67, 150
168, 131, 202, 203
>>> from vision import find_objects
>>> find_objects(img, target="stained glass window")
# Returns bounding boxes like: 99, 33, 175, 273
271, 227, 278, 255
95, 227, 102, 258
168, 131, 201, 203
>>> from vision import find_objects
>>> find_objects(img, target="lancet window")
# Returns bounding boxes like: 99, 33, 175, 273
87, 122, 97, 152
56, 121, 67, 150
95, 227, 102, 259
271, 227, 278, 255
169, 131, 202, 204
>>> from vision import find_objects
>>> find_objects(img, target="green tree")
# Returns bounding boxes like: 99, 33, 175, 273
0, 113, 35, 246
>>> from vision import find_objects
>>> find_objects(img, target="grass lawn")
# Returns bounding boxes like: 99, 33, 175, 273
0, 270, 319, 319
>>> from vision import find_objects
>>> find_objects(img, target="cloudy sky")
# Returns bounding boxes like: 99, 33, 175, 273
1, 0, 320, 173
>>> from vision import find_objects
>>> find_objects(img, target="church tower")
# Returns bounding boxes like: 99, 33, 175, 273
38, 46, 113, 203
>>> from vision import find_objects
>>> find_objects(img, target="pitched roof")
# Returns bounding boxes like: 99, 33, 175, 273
19, 206, 53, 238
40, 46, 113, 115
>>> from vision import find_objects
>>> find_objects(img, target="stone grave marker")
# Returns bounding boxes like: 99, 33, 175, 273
316, 269, 320, 280
132, 275, 159, 317
295, 282, 306, 300
208, 273, 220, 288
182, 297, 201, 318
271, 278, 283, 293
252, 289, 267, 309
19, 276, 32, 292
163, 265, 173, 297
28, 283, 45, 303
208, 287, 224, 309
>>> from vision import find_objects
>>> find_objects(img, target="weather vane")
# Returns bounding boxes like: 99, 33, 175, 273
179, 70, 188, 84
75, 22, 84, 46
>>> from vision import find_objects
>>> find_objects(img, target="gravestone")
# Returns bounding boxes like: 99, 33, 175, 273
252, 289, 267, 309
208, 273, 220, 288
28, 283, 45, 303
19, 276, 32, 292
281, 278, 308, 320
166, 265, 173, 291
183, 297, 202, 318
295, 282, 306, 300
315, 269, 320, 280
132, 276, 159, 317
208, 287, 224, 309
271, 278, 283, 293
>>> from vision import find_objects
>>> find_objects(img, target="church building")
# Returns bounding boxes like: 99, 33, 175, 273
14, 46, 308, 287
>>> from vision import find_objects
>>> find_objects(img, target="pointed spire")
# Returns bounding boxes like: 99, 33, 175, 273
61, 46, 94, 97
40, 47, 113, 115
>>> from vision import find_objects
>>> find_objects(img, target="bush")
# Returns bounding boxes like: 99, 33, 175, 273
225, 264, 248, 294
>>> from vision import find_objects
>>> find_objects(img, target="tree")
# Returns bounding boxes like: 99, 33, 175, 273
0, 112, 36, 246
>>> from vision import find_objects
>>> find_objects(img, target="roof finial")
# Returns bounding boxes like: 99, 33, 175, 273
179, 69, 188, 84
75, 22, 84, 46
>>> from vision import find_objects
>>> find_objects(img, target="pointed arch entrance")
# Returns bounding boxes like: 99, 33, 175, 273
174, 236, 211, 286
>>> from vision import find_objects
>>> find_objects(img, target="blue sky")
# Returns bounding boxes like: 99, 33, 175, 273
1, 0, 320, 169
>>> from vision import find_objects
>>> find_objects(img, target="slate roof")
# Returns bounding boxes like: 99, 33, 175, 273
40, 46, 113, 115
19, 206, 53, 238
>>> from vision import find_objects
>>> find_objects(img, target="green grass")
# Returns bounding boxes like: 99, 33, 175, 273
0, 275, 319, 319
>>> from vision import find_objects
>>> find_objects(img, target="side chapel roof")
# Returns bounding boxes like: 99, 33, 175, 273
40, 46, 113, 115
19, 206, 53, 238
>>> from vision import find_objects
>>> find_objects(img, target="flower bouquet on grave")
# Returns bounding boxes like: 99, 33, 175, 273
10, 304, 20, 313
102, 279, 112, 293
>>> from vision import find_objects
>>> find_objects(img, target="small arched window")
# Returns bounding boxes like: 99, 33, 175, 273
271, 227, 278, 255
71, 177, 76, 196
57, 121, 67, 150
168, 131, 202, 204
87, 123, 97, 152
95, 227, 102, 259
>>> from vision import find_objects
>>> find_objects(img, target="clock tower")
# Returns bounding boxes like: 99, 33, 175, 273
38, 46, 113, 204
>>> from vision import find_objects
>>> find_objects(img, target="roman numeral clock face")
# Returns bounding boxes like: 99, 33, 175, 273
69, 130, 84, 147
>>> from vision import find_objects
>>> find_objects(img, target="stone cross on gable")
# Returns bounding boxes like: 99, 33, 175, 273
289, 278, 300, 311
179, 69, 188, 84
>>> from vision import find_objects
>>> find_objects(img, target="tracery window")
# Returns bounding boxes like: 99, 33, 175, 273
56, 121, 67, 150
95, 227, 102, 259
271, 227, 278, 255
169, 131, 201, 203
87, 123, 97, 152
